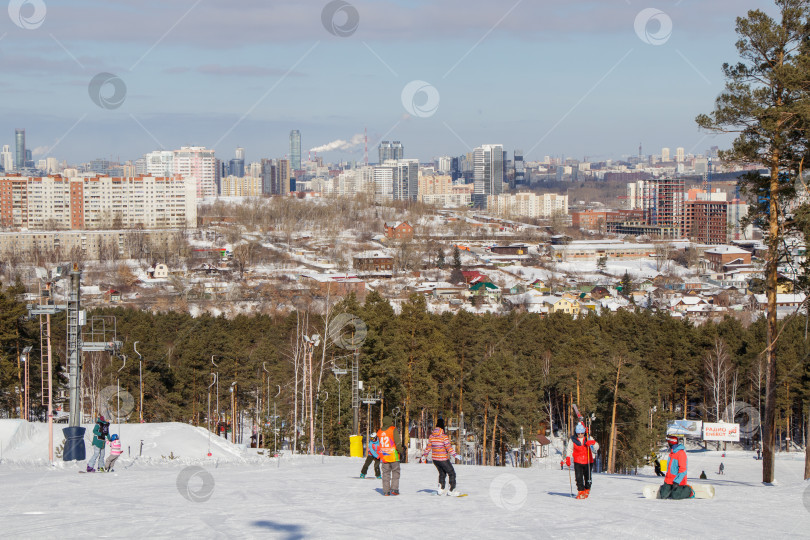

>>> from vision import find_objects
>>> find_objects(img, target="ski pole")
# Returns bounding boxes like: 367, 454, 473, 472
568, 463, 573, 497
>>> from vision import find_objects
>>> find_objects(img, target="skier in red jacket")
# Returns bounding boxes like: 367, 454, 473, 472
565, 422, 599, 499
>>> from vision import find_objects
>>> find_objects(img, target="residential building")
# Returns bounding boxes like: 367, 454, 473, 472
173, 146, 217, 198
1, 145, 13, 172
220, 176, 263, 197
278, 159, 291, 194
353, 251, 394, 273
0, 175, 196, 230
0, 229, 183, 260
384, 221, 413, 239
373, 165, 393, 202
685, 200, 728, 244
704, 245, 752, 272
486, 192, 567, 218
473, 144, 504, 208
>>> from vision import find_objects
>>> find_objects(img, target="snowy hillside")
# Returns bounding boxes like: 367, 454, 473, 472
0, 420, 808, 538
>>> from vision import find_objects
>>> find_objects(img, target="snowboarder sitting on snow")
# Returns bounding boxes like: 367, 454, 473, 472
699, 470, 707, 479
360, 432, 381, 479
423, 418, 461, 497
104, 434, 122, 472
565, 422, 599, 499
657, 435, 694, 500
87, 415, 110, 472
378, 416, 403, 496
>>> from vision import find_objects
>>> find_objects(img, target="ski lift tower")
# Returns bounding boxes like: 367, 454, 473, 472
28, 263, 122, 461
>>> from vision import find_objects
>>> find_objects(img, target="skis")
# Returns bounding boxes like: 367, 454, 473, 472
642, 484, 715, 499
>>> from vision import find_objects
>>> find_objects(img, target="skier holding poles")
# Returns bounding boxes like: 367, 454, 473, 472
565, 421, 598, 499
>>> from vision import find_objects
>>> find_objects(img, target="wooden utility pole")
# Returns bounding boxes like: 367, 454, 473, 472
607, 358, 624, 474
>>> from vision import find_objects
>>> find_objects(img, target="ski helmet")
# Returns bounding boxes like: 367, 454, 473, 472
575, 423, 586, 434
111, 434, 119, 441
666, 435, 679, 446
370, 432, 377, 439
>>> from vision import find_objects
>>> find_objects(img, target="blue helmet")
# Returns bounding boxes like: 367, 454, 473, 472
575, 423, 586, 434
111, 434, 119, 441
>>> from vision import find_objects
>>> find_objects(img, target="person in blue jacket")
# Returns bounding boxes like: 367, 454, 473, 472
658, 435, 694, 499
359, 431, 381, 479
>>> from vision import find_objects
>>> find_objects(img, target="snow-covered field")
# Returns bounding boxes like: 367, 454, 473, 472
1, 420, 808, 539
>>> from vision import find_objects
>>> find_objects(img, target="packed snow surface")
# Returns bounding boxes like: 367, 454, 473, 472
1, 420, 808, 539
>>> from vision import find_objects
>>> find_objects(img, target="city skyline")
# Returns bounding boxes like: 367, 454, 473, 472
0, 0, 777, 163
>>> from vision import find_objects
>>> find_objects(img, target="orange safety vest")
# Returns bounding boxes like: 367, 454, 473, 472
378, 426, 399, 463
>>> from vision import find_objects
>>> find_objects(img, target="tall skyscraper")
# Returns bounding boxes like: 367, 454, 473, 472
473, 144, 504, 208
661, 147, 670, 162
676, 147, 685, 163
514, 150, 525, 185
378, 141, 393, 164
391, 141, 403, 160
229, 158, 245, 177
15, 129, 25, 171
290, 130, 301, 171
235, 147, 245, 160
378, 141, 403, 163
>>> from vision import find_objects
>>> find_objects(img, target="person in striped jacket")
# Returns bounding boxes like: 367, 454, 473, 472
104, 434, 123, 472
423, 418, 461, 496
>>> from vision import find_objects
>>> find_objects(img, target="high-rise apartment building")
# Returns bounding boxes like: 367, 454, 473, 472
235, 147, 245, 160
0, 145, 13, 172
260, 158, 276, 195
661, 147, 670, 162
172, 146, 217, 198
144, 150, 174, 177
391, 159, 418, 201
373, 165, 394, 203
676, 147, 685, 163
277, 159, 291, 194
290, 130, 301, 171
0, 175, 196, 229
473, 144, 504, 208
15, 129, 25, 171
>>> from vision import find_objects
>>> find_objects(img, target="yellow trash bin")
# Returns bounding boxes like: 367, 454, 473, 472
350, 435, 364, 457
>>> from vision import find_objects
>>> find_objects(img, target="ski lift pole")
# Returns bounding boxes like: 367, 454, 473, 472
133, 342, 143, 423
116, 355, 127, 440
207, 373, 216, 455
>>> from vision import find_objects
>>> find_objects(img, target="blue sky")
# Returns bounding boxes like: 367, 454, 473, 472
0, 0, 778, 165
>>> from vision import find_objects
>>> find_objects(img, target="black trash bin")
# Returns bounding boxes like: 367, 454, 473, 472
62, 426, 86, 461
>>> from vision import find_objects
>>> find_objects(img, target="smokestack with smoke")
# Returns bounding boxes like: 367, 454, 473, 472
310, 134, 364, 153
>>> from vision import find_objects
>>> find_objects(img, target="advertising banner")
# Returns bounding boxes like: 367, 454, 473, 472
703, 422, 740, 442
666, 420, 702, 437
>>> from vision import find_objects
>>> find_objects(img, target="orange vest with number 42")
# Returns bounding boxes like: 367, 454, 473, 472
378, 426, 399, 463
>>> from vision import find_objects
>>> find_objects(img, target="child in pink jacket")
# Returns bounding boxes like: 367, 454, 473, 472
104, 434, 123, 472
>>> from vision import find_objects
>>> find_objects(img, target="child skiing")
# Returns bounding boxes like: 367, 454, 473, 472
657, 435, 694, 499
378, 416, 402, 496
423, 418, 461, 496
104, 434, 122, 472
86, 416, 110, 472
359, 432, 381, 479
565, 422, 598, 499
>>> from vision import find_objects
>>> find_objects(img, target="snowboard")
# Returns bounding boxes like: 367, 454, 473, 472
642, 484, 715, 499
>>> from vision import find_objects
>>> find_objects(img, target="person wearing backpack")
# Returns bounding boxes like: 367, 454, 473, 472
86, 416, 110, 472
